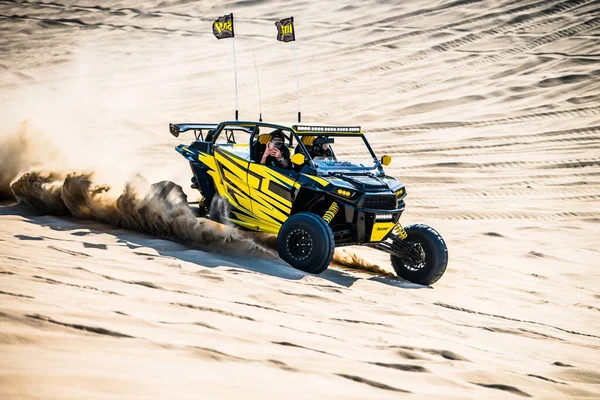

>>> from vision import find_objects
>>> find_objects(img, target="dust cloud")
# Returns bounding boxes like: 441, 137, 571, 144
2, 125, 385, 273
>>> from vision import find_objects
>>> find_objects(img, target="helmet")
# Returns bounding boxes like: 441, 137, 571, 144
311, 136, 329, 156
271, 130, 285, 148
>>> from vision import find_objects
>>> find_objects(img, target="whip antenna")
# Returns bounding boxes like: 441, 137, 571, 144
275, 16, 301, 123
232, 37, 239, 120
250, 42, 263, 122
212, 13, 238, 120
293, 39, 301, 123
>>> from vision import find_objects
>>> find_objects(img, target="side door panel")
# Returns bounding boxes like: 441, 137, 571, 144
213, 147, 255, 228
247, 163, 299, 234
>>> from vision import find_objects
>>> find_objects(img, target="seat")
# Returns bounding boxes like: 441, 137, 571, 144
294, 135, 315, 154
258, 134, 273, 145
302, 136, 316, 146
252, 134, 272, 162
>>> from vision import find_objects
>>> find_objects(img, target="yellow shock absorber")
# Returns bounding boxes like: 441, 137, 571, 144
322, 202, 339, 224
198, 196, 206, 208
394, 223, 408, 240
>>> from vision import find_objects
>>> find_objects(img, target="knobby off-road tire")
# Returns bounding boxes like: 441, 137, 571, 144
390, 224, 448, 285
277, 212, 335, 274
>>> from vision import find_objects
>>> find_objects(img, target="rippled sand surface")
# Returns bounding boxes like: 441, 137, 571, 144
1, 1, 599, 398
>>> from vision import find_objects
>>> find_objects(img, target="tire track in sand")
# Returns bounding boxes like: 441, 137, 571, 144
380, 106, 600, 132
299, 0, 594, 98
435, 302, 600, 339
391, 17, 600, 95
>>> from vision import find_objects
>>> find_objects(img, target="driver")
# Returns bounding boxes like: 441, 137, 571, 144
309, 136, 334, 158
260, 130, 290, 169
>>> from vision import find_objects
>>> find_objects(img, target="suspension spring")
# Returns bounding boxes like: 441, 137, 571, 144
322, 202, 339, 224
394, 223, 408, 240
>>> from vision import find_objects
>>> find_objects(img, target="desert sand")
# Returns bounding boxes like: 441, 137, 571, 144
1, 0, 599, 398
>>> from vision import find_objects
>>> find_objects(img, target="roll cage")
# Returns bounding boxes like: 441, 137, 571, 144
170, 121, 382, 171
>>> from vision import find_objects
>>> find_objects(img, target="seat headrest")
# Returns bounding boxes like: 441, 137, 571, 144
302, 136, 316, 145
258, 134, 272, 145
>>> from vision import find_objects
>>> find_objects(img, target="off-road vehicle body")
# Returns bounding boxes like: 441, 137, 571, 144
170, 121, 448, 285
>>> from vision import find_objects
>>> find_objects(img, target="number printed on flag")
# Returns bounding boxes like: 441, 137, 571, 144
213, 13, 234, 40
275, 17, 295, 42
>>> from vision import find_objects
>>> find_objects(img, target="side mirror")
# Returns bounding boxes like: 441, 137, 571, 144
381, 155, 392, 166
291, 153, 305, 166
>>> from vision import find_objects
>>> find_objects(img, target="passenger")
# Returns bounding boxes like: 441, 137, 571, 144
309, 136, 334, 159
260, 130, 290, 169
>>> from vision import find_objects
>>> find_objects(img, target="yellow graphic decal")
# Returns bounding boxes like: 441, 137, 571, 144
229, 212, 276, 232
199, 154, 217, 170
251, 192, 289, 221
259, 179, 292, 208
262, 168, 295, 188
370, 222, 395, 242
247, 173, 291, 211
233, 208, 280, 234
214, 150, 253, 214
248, 164, 295, 211
303, 175, 330, 187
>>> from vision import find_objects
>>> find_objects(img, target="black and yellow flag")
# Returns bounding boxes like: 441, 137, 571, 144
213, 13, 234, 40
275, 17, 295, 42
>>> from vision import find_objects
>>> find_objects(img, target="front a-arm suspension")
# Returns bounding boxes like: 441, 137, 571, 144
367, 222, 419, 261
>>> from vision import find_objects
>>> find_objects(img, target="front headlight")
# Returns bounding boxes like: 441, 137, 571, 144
395, 187, 406, 198
336, 188, 355, 198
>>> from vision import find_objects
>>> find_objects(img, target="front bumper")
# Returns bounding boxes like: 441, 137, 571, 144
333, 202, 405, 246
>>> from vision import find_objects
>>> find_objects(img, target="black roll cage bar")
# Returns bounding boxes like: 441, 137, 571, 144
210, 121, 308, 164
170, 121, 382, 170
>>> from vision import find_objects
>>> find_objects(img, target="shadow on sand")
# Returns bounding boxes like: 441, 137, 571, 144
1, 203, 427, 290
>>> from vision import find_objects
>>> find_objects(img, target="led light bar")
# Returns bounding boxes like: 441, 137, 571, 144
294, 125, 361, 133
375, 214, 395, 221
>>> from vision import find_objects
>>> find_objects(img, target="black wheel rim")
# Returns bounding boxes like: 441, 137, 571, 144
287, 228, 314, 262
402, 241, 426, 271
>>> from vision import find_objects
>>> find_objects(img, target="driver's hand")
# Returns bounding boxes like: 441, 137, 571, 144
271, 148, 281, 158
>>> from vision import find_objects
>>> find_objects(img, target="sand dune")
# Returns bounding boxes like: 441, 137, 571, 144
1, 0, 599, 398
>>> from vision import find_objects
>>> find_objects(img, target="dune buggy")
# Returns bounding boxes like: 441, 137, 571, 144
170, 121, 448, 285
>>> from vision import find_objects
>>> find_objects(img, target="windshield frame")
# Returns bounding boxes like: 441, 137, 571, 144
292, 132, 380, 174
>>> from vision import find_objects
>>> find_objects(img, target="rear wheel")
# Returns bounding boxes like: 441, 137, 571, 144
277, 213, 335, 274
390, 224, 448, 285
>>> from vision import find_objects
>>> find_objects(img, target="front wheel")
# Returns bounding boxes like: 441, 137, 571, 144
277, 213, 335, 274
390, 224, 448, 285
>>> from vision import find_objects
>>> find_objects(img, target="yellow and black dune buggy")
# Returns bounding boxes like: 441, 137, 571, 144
170, 121, 448, 285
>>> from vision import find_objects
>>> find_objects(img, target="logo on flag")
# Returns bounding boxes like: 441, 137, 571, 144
275, 17, 295, 42
213, 13, 234, 40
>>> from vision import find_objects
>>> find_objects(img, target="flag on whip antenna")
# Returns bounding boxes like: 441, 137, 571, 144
213, 13, 234, 39
275, 17, 295, 42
